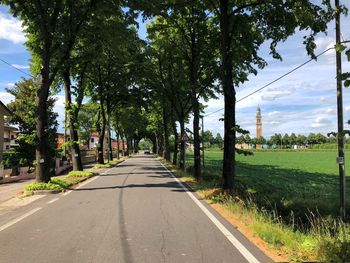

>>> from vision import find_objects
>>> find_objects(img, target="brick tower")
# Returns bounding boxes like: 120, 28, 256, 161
256, 106, 262, 139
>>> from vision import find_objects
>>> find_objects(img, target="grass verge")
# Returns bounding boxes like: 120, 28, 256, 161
159, 157, 350, 262
24, 170, 96, 193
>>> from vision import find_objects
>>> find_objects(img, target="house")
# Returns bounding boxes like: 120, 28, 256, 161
89, 132, 99, 149
0, 101, 12, 162
89, 131, 127, 152
57, 131, 127, 154
3, 125, 19, 150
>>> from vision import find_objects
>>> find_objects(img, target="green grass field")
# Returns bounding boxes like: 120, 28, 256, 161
185, 149, 350, 222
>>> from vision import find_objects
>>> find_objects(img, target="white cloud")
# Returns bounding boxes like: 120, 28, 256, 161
0, 92, 15, 105
311, 117, 332, 128
0, 13, 26, 44
11, 64, 29, 69
346, 106, 350, 112
325, 108, 336, 115
268, 111, 280, 117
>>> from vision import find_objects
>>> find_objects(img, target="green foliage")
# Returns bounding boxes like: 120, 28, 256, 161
6, 77, 58, 165
67, 171, 95, 177
50, 178, 73, 189
94, 163, 112, 168
185, 149, 350, 222
25, 182, 62, 191
19, 158, 29, 167
24, 173, 94, 192
318, 237, 350, 262
2, 151, 20, 169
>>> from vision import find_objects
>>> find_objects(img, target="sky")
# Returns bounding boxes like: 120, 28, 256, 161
0, 4, 350, 138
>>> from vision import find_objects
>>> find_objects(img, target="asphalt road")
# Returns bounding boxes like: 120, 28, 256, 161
0, 155, 272, 263
0, 178, 35, 204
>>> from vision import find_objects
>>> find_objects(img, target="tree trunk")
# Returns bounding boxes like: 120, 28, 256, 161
172, 120, 178, 165
106, 98, 113, 161
116, 131, 120, 159
122, 136, 125, 156
179, 120, 186, 171
152, 136, 157, 154
220, 0, 235, 190
35, 51, 51, 183
162, 108, 171, 161
192, 92, 201, 180
97, 86, 106, 164
63, 65, 83, 171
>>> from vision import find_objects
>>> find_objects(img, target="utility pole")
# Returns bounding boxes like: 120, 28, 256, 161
335, 0, 346, 221
201, 116, 205, 167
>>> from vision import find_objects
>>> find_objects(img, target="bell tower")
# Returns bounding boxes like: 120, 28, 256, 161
256, 106, 262, 139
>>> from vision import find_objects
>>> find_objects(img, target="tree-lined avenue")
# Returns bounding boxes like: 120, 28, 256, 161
0, 155, 271, 263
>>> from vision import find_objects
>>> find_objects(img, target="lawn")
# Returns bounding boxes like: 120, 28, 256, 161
185, 149, 350, 222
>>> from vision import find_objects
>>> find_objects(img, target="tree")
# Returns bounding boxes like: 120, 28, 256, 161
270, 133, 282, 148
290, 133, 297, 146
206, 1, 333, 189
6, 77, 58, 170
202, 130, 213, 148
296, 134, 307, 146
5, 0, 96, 182
147, 21, 192, 170
78, 101, 98, 149
283, 133, 290, 148
215, 133, 224, 148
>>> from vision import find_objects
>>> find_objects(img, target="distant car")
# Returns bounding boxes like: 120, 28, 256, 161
144, 149, 150, 154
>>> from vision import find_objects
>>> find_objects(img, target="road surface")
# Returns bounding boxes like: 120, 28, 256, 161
0, 178, 35, 204
0, 155, 272, 263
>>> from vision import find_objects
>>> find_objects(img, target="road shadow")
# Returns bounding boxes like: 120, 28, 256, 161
74, 181, 184, 191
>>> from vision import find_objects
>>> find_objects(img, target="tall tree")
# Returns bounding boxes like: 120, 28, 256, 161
6, 78, 58, 169
206, 0, 333, 189
5, 0, 96, 182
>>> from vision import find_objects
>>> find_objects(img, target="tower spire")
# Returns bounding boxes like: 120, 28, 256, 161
256, 106, 262, 139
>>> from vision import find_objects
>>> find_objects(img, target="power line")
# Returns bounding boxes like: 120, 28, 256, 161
205, 41, 350, 117
0, 57, 33, 78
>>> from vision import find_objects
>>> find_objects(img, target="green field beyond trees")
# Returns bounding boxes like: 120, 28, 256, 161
186, 149, 350, 224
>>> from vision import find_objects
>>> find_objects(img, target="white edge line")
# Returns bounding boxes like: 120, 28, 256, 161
47, 198, 59, 204
0, 207, 42, 232
158, 161, 260, 263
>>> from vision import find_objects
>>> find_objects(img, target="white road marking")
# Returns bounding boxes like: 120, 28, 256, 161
47, 198, 59, 204
158, 161, 260, 263
0, 207, 42, 232
75, 176, 100, 189
63, 190, 73, 196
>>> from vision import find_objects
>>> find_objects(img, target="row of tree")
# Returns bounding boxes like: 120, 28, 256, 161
139, 1, 335, 190
237, 133, 345, 148
2, 1, 338, 192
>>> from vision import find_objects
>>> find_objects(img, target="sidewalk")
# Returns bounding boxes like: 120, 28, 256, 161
0, 173, 36, 185
0, 158, 127, 206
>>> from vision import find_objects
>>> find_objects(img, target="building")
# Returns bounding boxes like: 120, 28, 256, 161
57, 131, 127, 154
256, 106, 262, 139
235, 106, 263, 150
0, 101, 12, 162
256, 106, 262, 149
3, 125, 19, 150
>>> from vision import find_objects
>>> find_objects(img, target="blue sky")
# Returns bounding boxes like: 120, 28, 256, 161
0, 4, 350, 138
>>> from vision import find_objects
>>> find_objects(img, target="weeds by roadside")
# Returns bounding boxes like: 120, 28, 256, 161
24, 171, 96, 193
160, 158, 350, 262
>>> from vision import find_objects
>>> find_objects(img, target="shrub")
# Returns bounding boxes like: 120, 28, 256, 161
94, 163, 112, 168
25, 182, 62, 191
2, 151, 20, 168
67, 171, 95, 177
50, 177, 73, 188
19, 158, 28, 167
318, 238, 350, 262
